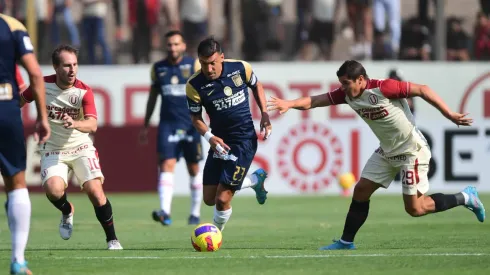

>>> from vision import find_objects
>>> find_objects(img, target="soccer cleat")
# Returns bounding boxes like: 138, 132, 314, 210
152, 210, 172, 226
59, 202, 74, 240
107, 240, 123, 250
462, 186, 485, 222
188, 215, 200, 225
251, 168, 268, 205
319, 239, 356, 250
10, 261, 32, 275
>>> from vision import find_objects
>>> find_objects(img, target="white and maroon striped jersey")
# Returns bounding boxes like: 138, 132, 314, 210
22, 75, 97, 151
328, 78, 427, 156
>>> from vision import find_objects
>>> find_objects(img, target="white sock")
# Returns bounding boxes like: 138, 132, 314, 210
213, 207, 232, 231
158, 172, 174, 214
190, 172, 202, 217
240, 174, 258, 189
7, 188, 31, 264
462, 192, 469, 204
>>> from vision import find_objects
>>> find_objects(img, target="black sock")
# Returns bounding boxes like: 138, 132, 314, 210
48, 193, 72, 215
94, 199, 117, 242
341, 200, 370, 243
429, 193, 465, 212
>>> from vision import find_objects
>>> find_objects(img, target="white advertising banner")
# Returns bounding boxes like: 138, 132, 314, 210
14, 63, 490, 194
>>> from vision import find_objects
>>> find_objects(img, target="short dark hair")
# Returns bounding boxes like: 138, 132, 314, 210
165, 30, 185, 41
52, 44, 79, 66
197, 37, 221, 57
336, 60, 368, 80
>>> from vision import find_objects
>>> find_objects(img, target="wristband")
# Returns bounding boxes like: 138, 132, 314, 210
204, 131, 214, 142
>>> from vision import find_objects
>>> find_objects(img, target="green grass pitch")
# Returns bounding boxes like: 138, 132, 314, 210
1, 193, 489, 275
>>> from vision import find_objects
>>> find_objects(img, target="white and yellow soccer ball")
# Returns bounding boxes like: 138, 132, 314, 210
191, 223, 222, 252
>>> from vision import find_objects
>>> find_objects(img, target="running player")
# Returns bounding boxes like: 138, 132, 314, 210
1, 13, 50, 275
186, 37, 271, 231
267, 60, 485, 249
20, 44, 123, 250
140, 30, 203, 226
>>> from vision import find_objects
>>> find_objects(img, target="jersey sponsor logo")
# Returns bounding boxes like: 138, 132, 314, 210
356, 107, 389, 120
224, 86, 233, 97
0, 83, 13, 100
213, 90, 245, 111
23, 36, 34, 51
368, 94, 378, 105
226, 70, 240, 77
187, 100, 202, 113
44, 144, 89, 156
232, 74, 243, 87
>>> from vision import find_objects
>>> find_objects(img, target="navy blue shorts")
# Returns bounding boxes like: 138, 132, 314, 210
203, 138, 258, 190
0, 108, 26, 177
157, 124, 203, 163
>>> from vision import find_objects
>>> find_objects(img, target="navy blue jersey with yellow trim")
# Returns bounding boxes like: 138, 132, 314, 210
186, 59, 258, 141
0, 14, 33, 112
151, 56, 200, 128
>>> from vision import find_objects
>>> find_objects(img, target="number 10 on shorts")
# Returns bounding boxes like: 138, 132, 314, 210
88, 157, 100, 171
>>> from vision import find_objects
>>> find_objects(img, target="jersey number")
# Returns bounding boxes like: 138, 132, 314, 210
0, 83, 13, 101
401, 170, 418, 185
88, 158, 100, 171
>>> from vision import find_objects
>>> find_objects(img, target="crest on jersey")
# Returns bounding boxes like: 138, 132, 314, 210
171, 75, 179, 84
180, 65, 191, 78
368, 94, 378, 105
231, 74, 243, 87
69, 94, 79, 105
224, 86, 233, 97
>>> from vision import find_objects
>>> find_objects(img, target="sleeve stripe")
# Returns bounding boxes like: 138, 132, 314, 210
20, 92, 32, 103
328, 92, 334, 104
406, 82, 410, 98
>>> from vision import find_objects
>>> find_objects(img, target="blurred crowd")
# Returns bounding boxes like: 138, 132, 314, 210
1, 0, 490, 64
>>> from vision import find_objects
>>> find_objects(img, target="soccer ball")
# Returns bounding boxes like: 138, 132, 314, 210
191, 223, 222, 252
338, 172, 356, 196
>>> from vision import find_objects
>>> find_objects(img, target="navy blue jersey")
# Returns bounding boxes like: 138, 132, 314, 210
186, 59, 258, 141
151, 56, 200, 128
0, 14, 33, 112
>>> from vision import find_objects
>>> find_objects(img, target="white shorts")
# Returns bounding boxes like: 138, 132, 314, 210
360, 145, 431, 195
40, 144, 104, 188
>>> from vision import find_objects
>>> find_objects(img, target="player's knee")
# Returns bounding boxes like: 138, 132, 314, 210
404, 205, 425, 217
83, 179, 106, 206
43, 178, 66, 199
203, 196, 215, 206
352, 181, 375, 202
215, 195, 231, 211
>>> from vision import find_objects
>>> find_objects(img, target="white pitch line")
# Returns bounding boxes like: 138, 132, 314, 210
45, 253, 490, 260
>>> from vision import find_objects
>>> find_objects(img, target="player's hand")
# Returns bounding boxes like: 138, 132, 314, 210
209, 136, 230, 155
260, 112, 272, 140
62, 113, 76, 129
35, 118, 50, 145
267, 96, 291, 114
447, 112, 473, 127
139, 128, 149, 145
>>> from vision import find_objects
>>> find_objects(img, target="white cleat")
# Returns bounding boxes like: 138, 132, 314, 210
107, 240, 123, 250
59, 203, 74, 240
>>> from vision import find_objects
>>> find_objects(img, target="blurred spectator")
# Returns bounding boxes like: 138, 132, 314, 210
51, 0, 80, 48
399, 17, 431, 61
112, 0, 123, 41
12, 0, 52, 63
280, 0, 298, 60
161, 0, 180, 31
480, 0, 490, 17
346, 0, 373, 59
180, 0, 209, 57
241, 0, 269, 61
474, 11, 490, 60
372, 0, 400, 60
128, 0, 159, 64
81, 0, 112, 64
418, 0, 435, 27
300, 0, 340, 61
264, 0, 283, 52
446, 17, 470, 61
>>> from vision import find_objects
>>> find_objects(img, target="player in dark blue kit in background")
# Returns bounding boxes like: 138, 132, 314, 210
186, 37, 272, 231
140, 31, 203, 226
0, 13, 50, 275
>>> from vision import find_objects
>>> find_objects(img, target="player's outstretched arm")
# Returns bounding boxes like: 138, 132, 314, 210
408, 83, 473, 126
267, 93, 332, 114
250, 81, 272, 140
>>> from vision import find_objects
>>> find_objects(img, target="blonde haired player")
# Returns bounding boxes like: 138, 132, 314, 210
20, 44, 122, 250
268, 60, 485, 250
